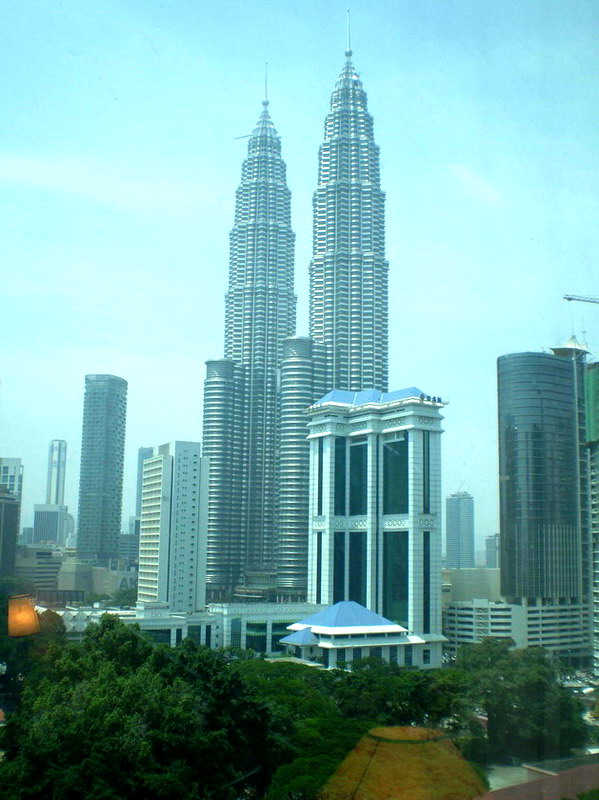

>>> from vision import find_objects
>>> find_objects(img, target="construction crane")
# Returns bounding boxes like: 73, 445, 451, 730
564, 295, 599, 304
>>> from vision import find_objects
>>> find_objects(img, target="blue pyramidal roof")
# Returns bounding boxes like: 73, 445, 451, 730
295, 601, 396, 629
279, 627, 318, 646
313, 388, 425, 407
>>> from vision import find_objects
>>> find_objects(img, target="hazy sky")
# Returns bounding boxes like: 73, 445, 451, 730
1, 0, 597, 551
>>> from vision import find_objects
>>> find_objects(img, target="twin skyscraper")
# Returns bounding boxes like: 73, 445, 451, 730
202, 51, 389, 601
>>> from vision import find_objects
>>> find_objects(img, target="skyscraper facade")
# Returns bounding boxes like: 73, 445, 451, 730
138, 441, 208, 613
445, 492, 475, 569
309, 49, 388, 393
202, 101, 296, 598
585, 362, 599, 671
305, 389, 445, 666
277, 51, 389, 594
46, 439, 67, 505
498, 345, 589, 602
77, 374, 127, 565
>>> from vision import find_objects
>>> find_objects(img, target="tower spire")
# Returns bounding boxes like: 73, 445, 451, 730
264, 61, 268, 105
346, 8, 352, 57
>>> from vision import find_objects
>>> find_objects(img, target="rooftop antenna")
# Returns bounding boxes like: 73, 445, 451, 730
346, 8, 352, 56
264, 61, 269, 105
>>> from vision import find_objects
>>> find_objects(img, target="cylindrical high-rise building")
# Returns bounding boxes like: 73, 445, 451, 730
77, 374, 127, 564
498, 344, 589, 601
203, 101, 296, 597
309, 49, 388, 393
276, 337, 325, 593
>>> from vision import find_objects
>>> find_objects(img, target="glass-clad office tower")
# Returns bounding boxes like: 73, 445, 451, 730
77, 374, 127, 564
498, 344, 590, 602
585, 362, 599, 672
202, 101, 296, 597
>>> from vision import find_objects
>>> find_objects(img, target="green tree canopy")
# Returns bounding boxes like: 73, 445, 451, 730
0, 616, 292, 799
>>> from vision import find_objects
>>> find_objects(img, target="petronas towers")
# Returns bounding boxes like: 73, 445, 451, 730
203, 50, 388, 600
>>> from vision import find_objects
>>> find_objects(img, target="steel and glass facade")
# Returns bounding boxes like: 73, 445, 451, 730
76, 374, 127, 564
309, 50, 388, 393
498, 350, 589, 603
586, 362, 599, 672
277, 52, 389, 594
202, 102, 296, 597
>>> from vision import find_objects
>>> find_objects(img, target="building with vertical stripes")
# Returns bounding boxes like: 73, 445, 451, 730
202, 99, 296, 598
305, 388, 445, 666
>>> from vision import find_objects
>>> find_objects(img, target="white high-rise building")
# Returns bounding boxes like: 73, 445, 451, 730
138, 442, 208, 613
46, 440, 67, 506
445, 492, 475, 569
306, 389, 445, 666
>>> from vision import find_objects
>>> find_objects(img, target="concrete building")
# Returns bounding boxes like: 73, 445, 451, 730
280, 601, 437, 669
305, 388, 445, 666
52, 600, 320, 652
20, 526, 34, 545
0, 487, 19, 577
77, 374, 127, 564
58, 559, 137, 600
14, 545, 62, 592
118, 532, 139, 564
46, 439, 67, 505
498, 340, 591, 666
485, 533, 500, 568
445, 492, 475, 568
202, 97, 296, 600
33, 504, 70, 544
137, 442, 208, 613
0, 458, 23, 500
441, 568, 501, 605
444, 598, 590, 661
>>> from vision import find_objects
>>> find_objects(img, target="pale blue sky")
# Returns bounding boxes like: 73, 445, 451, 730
1, 0, 598, 552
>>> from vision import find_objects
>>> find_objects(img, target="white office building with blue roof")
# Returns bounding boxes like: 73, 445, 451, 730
305, 388, 446, 667
280, 600, 434, 669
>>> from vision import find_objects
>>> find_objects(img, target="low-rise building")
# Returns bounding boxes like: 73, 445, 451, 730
444, 598, 590, 660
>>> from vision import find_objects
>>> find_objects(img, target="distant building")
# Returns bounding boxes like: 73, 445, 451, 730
485, 533, 500, 568
14, 545, 62, 592
118, 532, 139, 565
0, 458, 23, 500
444, 598, 589, 661
441, 568, 501, 605
137, 442, 208, 613
445, 492, 474, 569
77, 374, 127, 565
305, 388, 445, 665
46, 440, 67, 505
33, 504, 69, 544
20, 526, 34, 545
0, 487, 19, 578
498, 341, 591, 666
135, 447, 153, 517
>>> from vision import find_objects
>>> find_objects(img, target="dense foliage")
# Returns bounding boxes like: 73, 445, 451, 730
0, 617, 291, 799
0, 613, 589, 800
